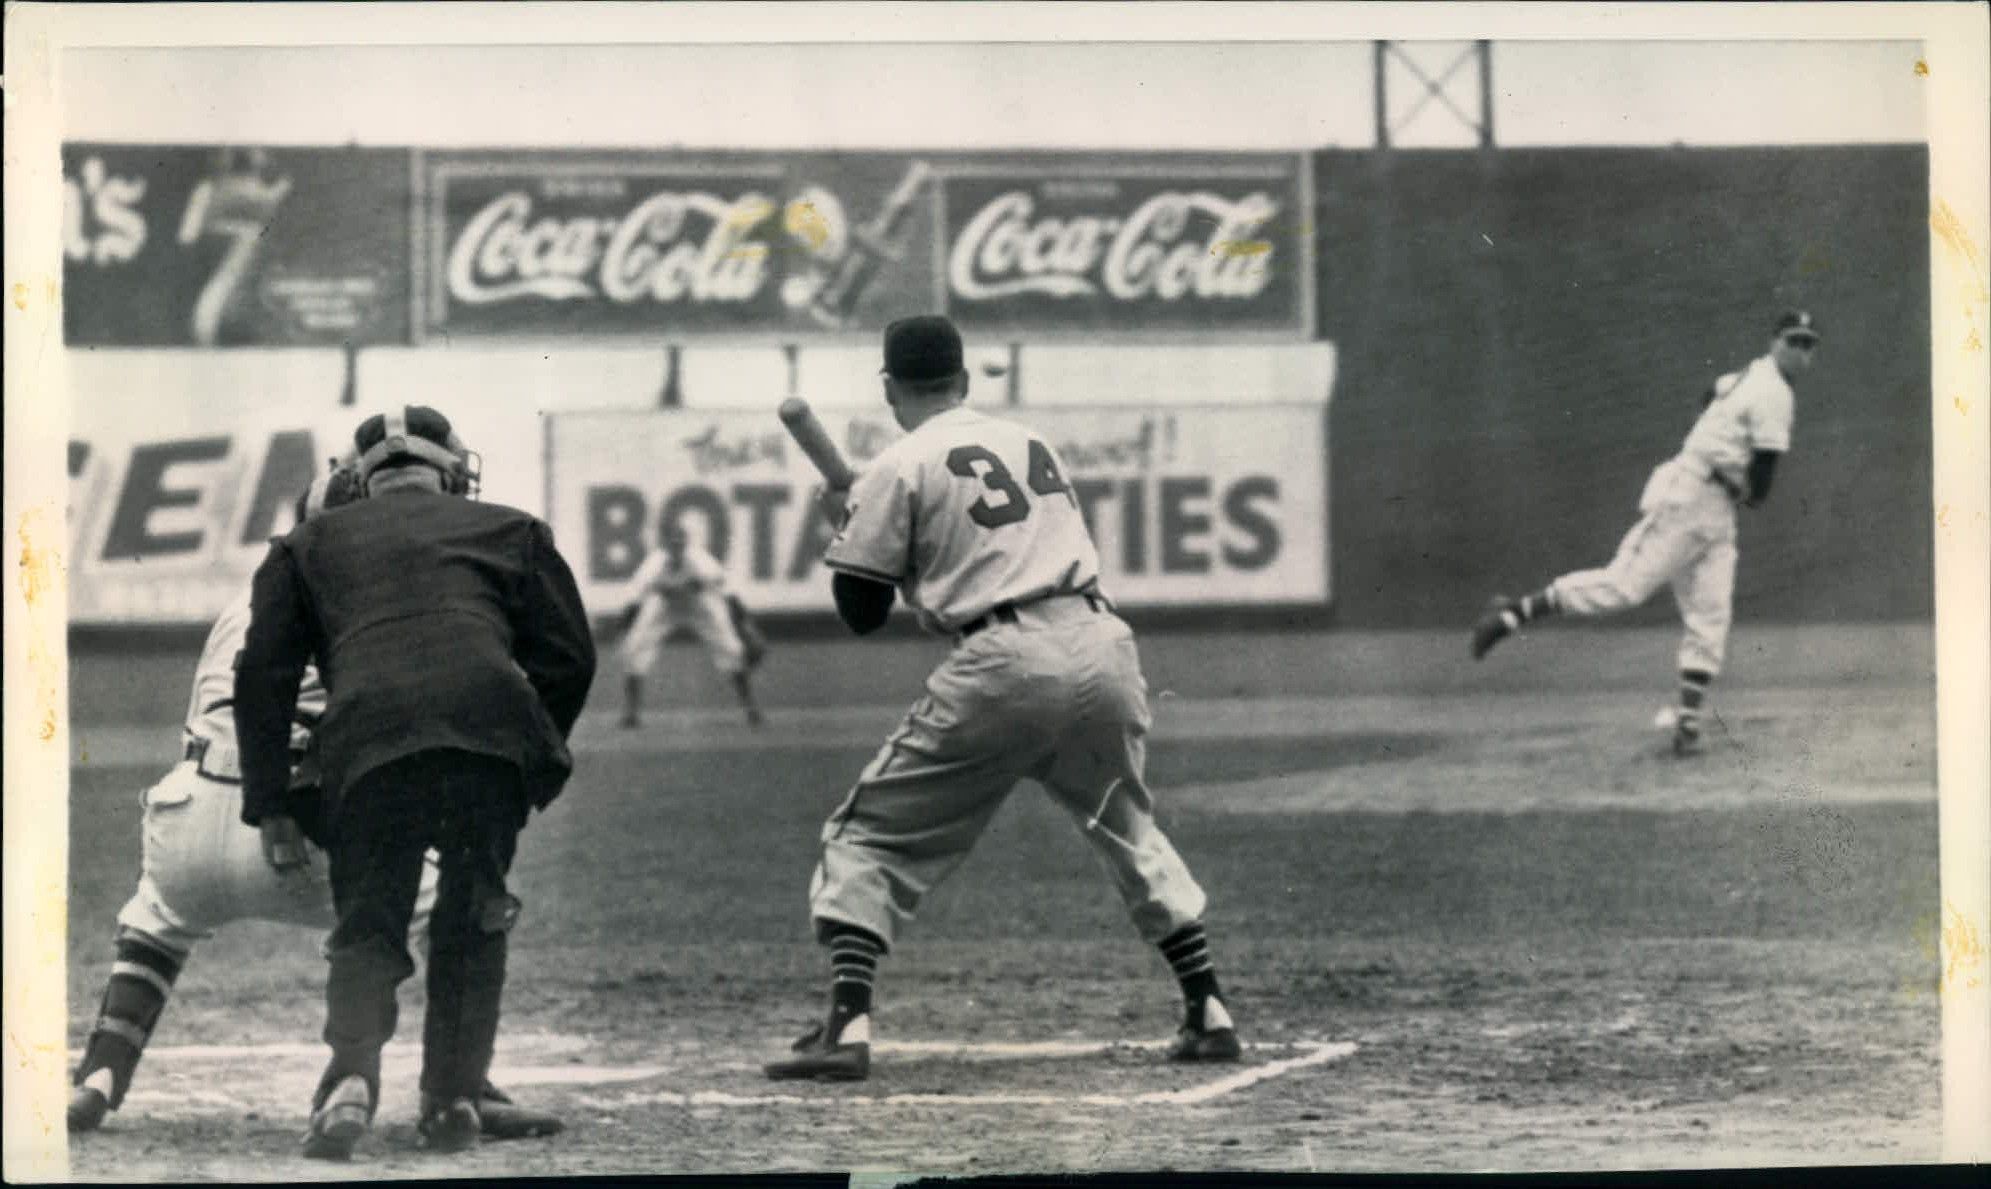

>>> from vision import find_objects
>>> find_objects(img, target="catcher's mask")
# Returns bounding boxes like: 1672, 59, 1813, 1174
353, 405, 482, 498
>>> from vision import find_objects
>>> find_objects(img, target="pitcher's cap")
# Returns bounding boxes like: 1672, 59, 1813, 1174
1774, 310, 1820, 343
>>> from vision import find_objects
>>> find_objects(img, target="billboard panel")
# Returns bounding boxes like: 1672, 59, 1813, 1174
939, 157, 1312, 338
421, 152, 944, 339
62, 145, 412, 346
66, 415, 359, 623
548, 403, 1328, 616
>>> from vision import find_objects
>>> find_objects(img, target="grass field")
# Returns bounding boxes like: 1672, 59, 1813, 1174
55, 623, 1941, 1178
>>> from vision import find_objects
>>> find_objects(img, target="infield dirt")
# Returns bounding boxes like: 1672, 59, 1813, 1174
55, 624, 1940, 1178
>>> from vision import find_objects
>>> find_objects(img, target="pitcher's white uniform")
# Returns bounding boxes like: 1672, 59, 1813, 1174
118, 590, 437, 954
618, 541, 748, 676
1550, 354, 1795, 675
809, 405, 1208, 949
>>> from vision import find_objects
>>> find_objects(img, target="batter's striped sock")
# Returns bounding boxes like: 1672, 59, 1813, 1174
1158, 923, 1222, 1011
77, 930, 185, 1108
1676, 669, 1713, 734
825, 925, 885, 1023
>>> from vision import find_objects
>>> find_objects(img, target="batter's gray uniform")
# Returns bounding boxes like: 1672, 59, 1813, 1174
808, 405, 1207, 949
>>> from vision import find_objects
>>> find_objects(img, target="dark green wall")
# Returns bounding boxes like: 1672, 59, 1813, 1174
1314, 145, 1932, 626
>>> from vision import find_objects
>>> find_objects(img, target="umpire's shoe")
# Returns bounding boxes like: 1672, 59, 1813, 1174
302, 1074, 372, 1161
1168, 995, 1243, 1062
764, 1013, 871, 1081
478, 1081, 565, 1139
418, 1095, 481, 1153
1470, 596, 1520, 660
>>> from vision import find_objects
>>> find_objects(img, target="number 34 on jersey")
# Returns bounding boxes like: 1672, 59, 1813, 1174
823, 408, 1106, 619
943, 438, 1076, 529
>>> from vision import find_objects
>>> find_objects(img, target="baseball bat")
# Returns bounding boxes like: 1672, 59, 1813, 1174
777, 397, 856, 489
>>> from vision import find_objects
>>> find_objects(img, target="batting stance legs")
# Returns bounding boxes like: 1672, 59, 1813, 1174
1472, 460, 1740, 752
315, 750, 528, 1131
770, 600, 1236, 1080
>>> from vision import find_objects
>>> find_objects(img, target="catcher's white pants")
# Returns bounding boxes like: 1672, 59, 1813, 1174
619, 592, 746, 676
1549, 458, 1739, 676
117, 762, 437, 957
807, 596, 1207, 951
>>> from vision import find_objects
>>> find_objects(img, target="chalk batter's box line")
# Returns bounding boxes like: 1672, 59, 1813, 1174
592, 1041, 1359, 1109
108, 1039, 1358, 1109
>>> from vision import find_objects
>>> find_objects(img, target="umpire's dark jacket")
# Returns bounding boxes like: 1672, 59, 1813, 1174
235, 488, 596, 827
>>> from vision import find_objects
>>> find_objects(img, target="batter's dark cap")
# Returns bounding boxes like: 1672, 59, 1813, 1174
1774, 310, 1820, 344
883, 315, 965, 383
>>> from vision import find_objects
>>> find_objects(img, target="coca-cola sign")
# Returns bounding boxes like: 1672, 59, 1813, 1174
418, 151, 1311, 341
941, 160, 1310, 337
423, 154, 945, 337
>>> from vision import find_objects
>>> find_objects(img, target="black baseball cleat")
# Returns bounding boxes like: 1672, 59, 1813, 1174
1672, 719, 1705, 757
764, 1014, 871, 1081
477, 1082, 564, 1140
1470, 596, 1520, 660
1168, 996, 1243, 1063
67, 1070, 113, 1133
418, 1095, 482, 1153
302, 1075, 372, 1161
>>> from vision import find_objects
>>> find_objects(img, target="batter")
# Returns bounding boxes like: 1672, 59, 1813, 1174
765, 314, 1241, 1082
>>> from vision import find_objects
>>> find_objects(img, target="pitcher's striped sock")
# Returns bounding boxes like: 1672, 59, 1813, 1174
78, 930, 185, 1107
1515, 587, 1561, 625
825, 925, 885, 1022
1676, 669, 1713, 734
1159, 923, 1221, 1009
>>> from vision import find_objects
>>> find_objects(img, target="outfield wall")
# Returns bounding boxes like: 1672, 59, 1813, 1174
1314, 145, 1932, 627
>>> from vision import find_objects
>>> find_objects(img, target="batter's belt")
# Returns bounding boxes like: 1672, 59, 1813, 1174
957, 592, 1105, 642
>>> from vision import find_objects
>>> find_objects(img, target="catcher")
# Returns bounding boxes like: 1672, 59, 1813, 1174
69, 465, 561, 1141
613, 520, 767, 728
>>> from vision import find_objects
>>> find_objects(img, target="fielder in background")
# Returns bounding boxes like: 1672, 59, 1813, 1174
237, 407, 595, 1159
613, 521, 767, 729
67, 468, 559, 1141
766, 315, 1241, 1082
1471, 309, 1818, 754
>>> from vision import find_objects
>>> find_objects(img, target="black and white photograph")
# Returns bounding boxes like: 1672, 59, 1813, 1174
5, 3, 1987, 1181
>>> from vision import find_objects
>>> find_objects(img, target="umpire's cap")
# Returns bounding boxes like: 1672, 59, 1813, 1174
1774, 310, 1820, 345
353, 405, 481, 496
883, 315, 965, 384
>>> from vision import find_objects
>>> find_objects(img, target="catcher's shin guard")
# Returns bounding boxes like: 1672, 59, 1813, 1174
72, 929, 186, 1127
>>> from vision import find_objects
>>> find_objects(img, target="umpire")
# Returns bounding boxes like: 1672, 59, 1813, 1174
235, 406, 595, 1159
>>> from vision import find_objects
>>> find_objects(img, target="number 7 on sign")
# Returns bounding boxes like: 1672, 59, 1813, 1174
178, 165, 293, 346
